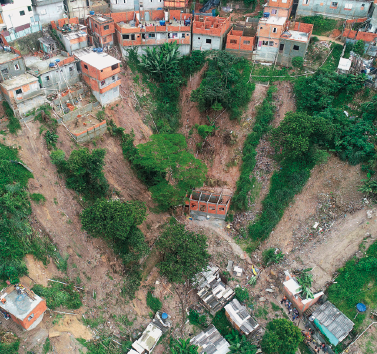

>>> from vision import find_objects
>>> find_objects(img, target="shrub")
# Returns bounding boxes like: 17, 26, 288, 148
212, 309, 233, 337
299, 15, 338, 35
353, 39, 365, 56
3, 101, 21, 134
30, 193, 46, 204
146, 291, 162, 313
291, 56, 304, 68
234, 287, 249, 303
197, 124, 214, 139
262, 248, 284, 266
44, 130, 58, 150
188, 309, 207, 328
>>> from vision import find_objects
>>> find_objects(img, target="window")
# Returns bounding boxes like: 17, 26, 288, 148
260, 27, 263, 29
101, 80, 105, 86
123, 34, 130, 39
279, 43, 284, 51
273, 27, 277, 33
69, 66, 73, 72
46, 76, 50, 81
112, 76, 116, 81
182, 33, 185, 38
206, 38, 212, 44
243, 40, 250, 45
230, 39, 237, 44
293, 45, 300, 50
271, 9, 277, 14
14, 64, 19, 70
149, 33, 155, 38
84, 64, 88, 70
198, 37, 200, 39
104, 25, 109, 30
262, 40, 268, 45
269, 41, 274, 46
28, 6, 32, 11
361, 3, 365, 7
282, 0, 287, 3
1, 68, 8, 74
303, 0, 309, 4
95, 24, 98, 28
16, 88, 22, 95
331, 1, 338, 7
20, 10, 25, 16
345, 3, 352, 9
111, 64, 119, 70
131, 34, 135, 40
28, 314, 34, 321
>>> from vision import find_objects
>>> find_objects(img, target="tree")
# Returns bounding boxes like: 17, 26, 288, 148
226, 331, 257, 354
297, 268, 314, 299
170, 338, 199, 354
51, 148, 108, 199
234, 287, 249, 303
261, 319, 303, 354
81, 199, 148, 264
135, 134, 207, 210
353, 39, 365, 56
291, 56, 304, 68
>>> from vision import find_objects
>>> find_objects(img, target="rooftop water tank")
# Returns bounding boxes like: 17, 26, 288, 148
90, 11, 95, 15
263, 12, 270, 18
55, 59, 61, 63
159, 20, 165, 26
161, 313, 168, 320
97, 48, 103, 53
49, 63, 56, 68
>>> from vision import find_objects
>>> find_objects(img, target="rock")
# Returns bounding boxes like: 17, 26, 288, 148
367, 210, 373, 219
266, 289, 274, 293
259, 297, 267, 302
270, 269, 277, 277
365, 232, 371, 237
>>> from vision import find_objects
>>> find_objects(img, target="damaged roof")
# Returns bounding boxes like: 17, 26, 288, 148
191, 324, 230, 354
312, 301, 354, 343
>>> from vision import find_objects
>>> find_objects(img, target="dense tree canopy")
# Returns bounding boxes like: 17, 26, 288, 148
170, 338, 199, 354
261, 319, 303, 354
156, 221, 210, 284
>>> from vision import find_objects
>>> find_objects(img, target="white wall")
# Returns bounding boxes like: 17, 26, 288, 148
33, 2, 65, 25
143, 0, 164, 10
192, 34, 222, 51
0, 0, 33, 30
93, 85, 120, 106
110, 0, 134, 12
67, 0, 91, 19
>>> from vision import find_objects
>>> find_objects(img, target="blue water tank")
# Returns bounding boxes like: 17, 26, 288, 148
90, 11, 95, 15
263, 12, 270, 18
55, 59, 61, 63
159, 20, 165, 26
161, 313, 168, 320
92, 48, 97, 52
97, 48, 103, 53
49, 63, 55, 68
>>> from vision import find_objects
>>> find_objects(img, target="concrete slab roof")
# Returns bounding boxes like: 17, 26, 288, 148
0, 289, 44, 321
74, 50, 120, 70
338, 58, 352, 71
261, 16, 287, 26
26, 55, 69, 75
282, 30, 310, 42
0, 50, 20, 65
284, 278, 301, 295
0, 73, 38, 90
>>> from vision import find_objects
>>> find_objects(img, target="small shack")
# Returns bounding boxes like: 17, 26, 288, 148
191, 324, 230, 354
337, 58, 352, 74
0, 284, 47, 330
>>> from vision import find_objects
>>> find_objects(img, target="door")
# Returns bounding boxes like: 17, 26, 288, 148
279, 43, 284, 52
134, 0, 140, 11
145, 11, 150, 21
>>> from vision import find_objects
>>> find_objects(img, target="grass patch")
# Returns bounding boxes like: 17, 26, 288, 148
298, 15, 339, 35
0, 331, 20, 354
30, 193, 46, 204
3, 101, 21, 134
146, 291, 162, 313
42, 338, 51, 354
251, 64, 294, 82
82, 315, 105, 328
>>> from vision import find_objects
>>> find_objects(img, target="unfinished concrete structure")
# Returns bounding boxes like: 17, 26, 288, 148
191, 325, 230, 354
283, 271, 324, 314
195, 266, 234, 315
31, 0, 65, 25
113, 10, 192, 56
277, 22, 313, 65
187, 190, 231, 220
74, 47, 121, 106
165, 0, 189, 7
87, 14, 115, 49
192, 15, 231, 51
51, 18, 88, 55
0, 73, 46, 115
225, 27, 256, 59
0, 284, 47, 330
225, 298, 259, 338
26, 54, 80, 91
0, 46, 26, 82
296, 0, 373, 19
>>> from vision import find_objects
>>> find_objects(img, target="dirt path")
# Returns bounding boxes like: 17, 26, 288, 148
314, 35, 343, 45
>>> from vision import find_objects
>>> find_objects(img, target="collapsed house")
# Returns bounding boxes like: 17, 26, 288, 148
195, 266, 234, 315
73, 47, 121, 106
128, 312, 171, 354
0, 284, 47, 330
283, 271, 324, 314
310, 301, 354, 346
224, 298, 259, 338
87, 13, 116, 49
190, 324, 230, 354
112, 10, 192, 56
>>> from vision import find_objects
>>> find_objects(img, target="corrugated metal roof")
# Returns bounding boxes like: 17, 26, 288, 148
312, 301, 354, 342
191, 325, 230, 354
224, 299, 259, 335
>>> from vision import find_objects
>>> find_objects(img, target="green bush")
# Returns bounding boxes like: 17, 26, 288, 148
188, 309, 207, 328
212, 309, 233, 337
0, 333, 20, 354
232, 86, 276, 211
3, 101, 21, 134
146, 291, 162, 313
262, 248, 284, 266
30, 193, 46, 204
234, 287, 249, 303
197, 124, 214, 139
121, 268, 142, 300
291, 56, 304, 68
353, 39, 365, 56
299, 15, 338, 35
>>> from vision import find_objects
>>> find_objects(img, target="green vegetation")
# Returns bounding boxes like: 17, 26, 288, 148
261, 319, 303, 354
320, 43, 343, 72
353, 39, 365, 56
51, 147, 108, 200
250, 65, 293, 82
44, 130, 58, 150
146, 291, 162, 313
0, 332, 20, 354
170, 338, 199, 354
188, 309, 207, 328
291, 56, 304, 68
81, 199, 148, 265
327, 240, 377, 330
121, 268, 142, 301
77, 337, 127, 354
262, 248, 284, 266
157, 220, 210, 284
42, 338, 51, 354
226, 331, 257, 354
30, 193, 46, 204
212, 308, 233, 337
234, 287, 249, 303
232, 86, 276, 210
191, 51, 255, 120
197, 124, 214, 139
297, 268, 314, 299
3, 101, 21, 135
32, 279, 82, 310
298, 15, 338, 35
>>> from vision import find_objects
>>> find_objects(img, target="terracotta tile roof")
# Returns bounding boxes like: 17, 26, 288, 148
343, 29, 377, 42
294, 22, 313, 34
346, 17, 368, 24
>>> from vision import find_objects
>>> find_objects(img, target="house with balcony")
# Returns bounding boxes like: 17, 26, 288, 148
51, 17, 88, 54
0, 73, 46, 116
192, 15, 231, 51
31, 0, 65, 25
0, 0, 41, 42
113, 10, 192, 56
296, 0, 373, 19
74, 47, 121, 105
87, 13, 115, 49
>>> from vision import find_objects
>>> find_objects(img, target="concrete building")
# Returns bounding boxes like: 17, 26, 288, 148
191, 325, 230, 354
0, 284, 47, 330
265, 0, 294, 18
296, 0, 373, 19
277, 22, 313, 65
65, 0, 91, 19
74, 47, 121, 105
51, 17, 88, 54
0, 0, 42, 42
26, 54, 80, 91
110, 0, 135, 12
225, 27, 256, 59
283, 271, 324, 314
311, 301, 354, 346
164, 0, 189, 8
224, 299, 259, 338
87, 14, 115, 49
0, 73, 46, 115
195, 266, 234, 315
110, 0, 165, 12
192, 15, 231, 51
113, 10, 192, 56
0, 42, 26, 81
31, 0, 65, 25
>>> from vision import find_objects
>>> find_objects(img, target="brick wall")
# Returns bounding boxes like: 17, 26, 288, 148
73, 120, 107, 143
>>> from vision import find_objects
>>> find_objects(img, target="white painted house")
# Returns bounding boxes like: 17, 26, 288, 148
31, 0, 65, 25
